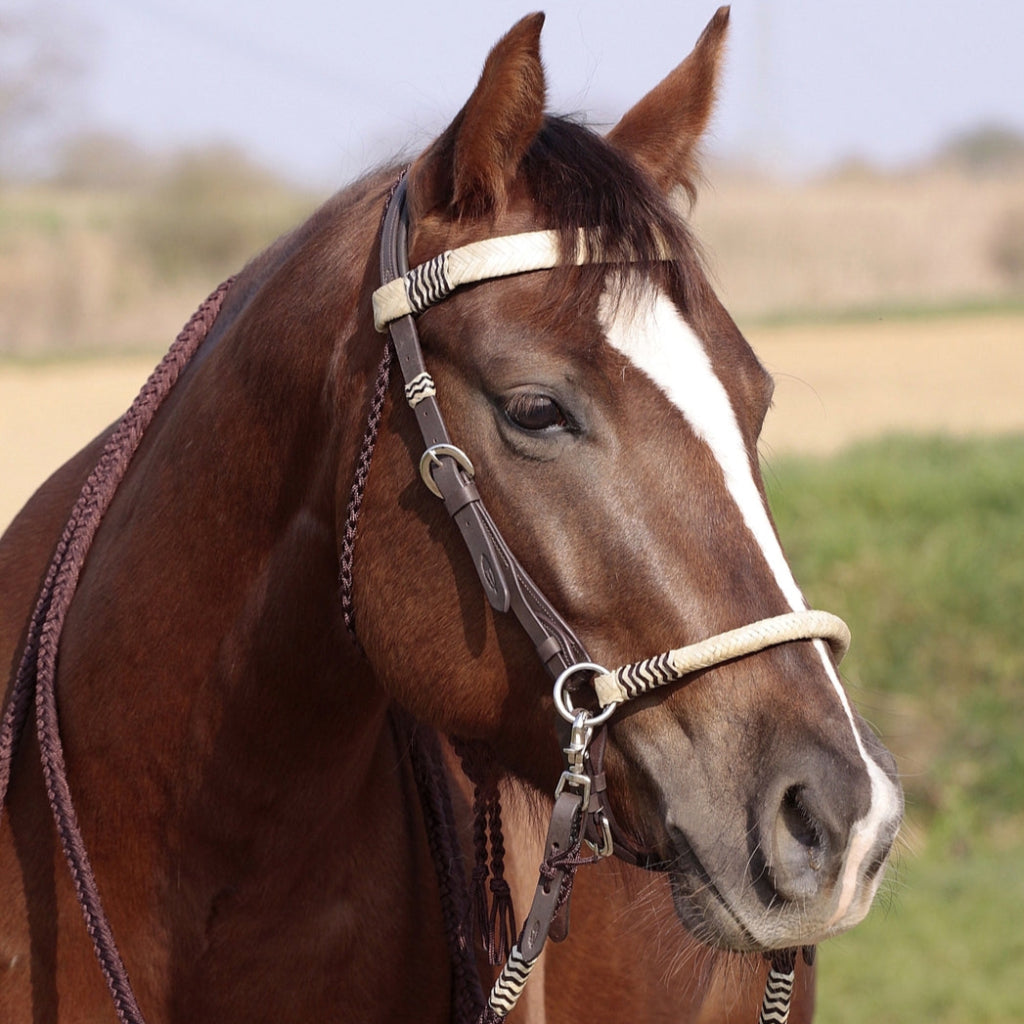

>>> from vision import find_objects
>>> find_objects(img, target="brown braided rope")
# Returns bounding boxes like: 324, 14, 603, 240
0, 170, 499, 1024
339, 341, 393, 641
453, 739, 517, 968
0, 279, 234, 1024
338, 170, 407, 642
339, 340, 490, 1023
393, 711, 486, 1024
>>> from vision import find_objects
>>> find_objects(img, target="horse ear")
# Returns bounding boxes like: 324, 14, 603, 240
607, 6, 730, 199
409, 13, 547, 220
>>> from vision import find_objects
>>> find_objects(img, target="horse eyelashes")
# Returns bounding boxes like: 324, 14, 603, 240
504, 393, 569, 432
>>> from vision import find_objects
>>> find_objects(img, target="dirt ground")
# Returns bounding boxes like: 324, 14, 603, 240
1, 311, 1022, 530
750, 311, 1024, 457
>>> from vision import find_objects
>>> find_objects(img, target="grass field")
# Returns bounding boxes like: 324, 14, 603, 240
768, 436, 1024, 1023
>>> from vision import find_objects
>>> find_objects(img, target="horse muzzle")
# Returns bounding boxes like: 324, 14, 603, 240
660, 723, 903, 952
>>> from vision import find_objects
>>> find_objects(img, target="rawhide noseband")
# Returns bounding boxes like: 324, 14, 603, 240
372, 176, 849, 1022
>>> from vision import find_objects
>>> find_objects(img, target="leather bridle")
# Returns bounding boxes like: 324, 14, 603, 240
374, 178, 655, 868
376, 178, 592, 680
0, 169, 839, 1024
373, 174, 846, 1021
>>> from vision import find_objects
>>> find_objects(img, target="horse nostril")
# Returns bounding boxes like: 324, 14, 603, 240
770, 786, 829, 900
864, 830, 896, 882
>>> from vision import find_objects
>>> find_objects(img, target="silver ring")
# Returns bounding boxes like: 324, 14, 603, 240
552, 661, 618, 726
418, 443, 475, 499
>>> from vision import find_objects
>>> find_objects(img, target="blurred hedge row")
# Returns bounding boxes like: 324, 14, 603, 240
0, 140, 318, 355
2, 129, 1023, 355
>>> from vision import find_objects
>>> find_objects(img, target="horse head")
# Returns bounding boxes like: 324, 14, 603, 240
350, 8, 902, 956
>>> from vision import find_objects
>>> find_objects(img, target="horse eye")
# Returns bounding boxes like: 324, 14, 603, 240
504, 393, 568, 432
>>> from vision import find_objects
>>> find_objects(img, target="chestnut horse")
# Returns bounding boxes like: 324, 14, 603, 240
0, 9, 902, 1023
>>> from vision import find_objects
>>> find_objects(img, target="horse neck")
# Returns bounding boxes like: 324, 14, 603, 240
44, 174, 457, 1016
69, 174, 392, 765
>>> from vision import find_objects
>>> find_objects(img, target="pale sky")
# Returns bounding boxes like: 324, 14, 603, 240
46, 0, 1024, 186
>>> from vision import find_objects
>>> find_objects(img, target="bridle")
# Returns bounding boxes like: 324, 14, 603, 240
372, 175, 849, 1023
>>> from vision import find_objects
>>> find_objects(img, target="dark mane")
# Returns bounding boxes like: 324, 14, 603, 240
520, 115, 708, 318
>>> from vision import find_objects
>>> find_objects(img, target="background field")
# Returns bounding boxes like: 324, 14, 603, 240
4, 309, 1024, 527
768, 435, 1024, 1022
1, 154, 1022, 1021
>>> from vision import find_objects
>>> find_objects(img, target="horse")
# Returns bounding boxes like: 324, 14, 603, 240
0, 8, 903, 1023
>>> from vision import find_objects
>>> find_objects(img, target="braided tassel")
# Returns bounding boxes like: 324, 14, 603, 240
459, 742, 516, 965
471, 783, 492, 957
484, 796, 516, 963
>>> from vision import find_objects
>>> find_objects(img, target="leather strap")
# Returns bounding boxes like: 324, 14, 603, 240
378, 179, 589, 681
377, 177, 661, 883
583, 726, 666, 871
518, 789, 585, 960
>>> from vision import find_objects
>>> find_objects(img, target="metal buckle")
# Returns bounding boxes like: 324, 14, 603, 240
554, 768, 592, 810
586, 810, 615, 859
418, 443, 475, 499
553, 703, 617, 860
552, 661, 618, 727
553, 710, 595, 810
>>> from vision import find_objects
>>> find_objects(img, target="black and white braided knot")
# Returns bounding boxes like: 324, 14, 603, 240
487, 943, 538, 1017
404, 371, 436, 408
758, 961, 796, 1024
612, 650, 675, 699
404, 252, 453, 315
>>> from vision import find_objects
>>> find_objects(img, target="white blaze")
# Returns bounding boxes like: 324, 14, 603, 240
598, 283, 900, 924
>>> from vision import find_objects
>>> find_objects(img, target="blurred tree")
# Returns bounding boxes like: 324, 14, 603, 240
130, 144, 315, 279
991, 209, 1024, 289
934, 124, 1024, 176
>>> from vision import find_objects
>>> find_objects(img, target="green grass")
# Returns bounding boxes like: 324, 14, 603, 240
765, 435, 1024, 1021
817, 844, 1024, 1023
